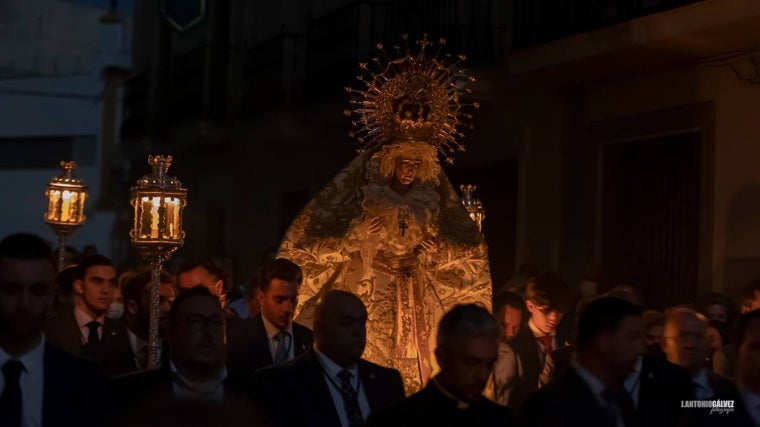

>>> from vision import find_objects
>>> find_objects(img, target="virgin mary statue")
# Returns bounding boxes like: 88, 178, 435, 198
278, 36, 493, 393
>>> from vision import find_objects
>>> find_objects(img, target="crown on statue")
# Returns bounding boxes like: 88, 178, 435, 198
343, 34, 479, 164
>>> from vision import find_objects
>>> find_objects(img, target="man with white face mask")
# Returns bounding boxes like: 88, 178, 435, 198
106, 284, 125, 320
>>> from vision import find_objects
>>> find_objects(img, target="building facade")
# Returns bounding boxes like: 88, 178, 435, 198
0, 0, 131, 260
506, 0, 760, 307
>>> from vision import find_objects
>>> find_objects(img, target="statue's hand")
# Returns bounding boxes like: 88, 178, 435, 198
368, 216, 385, 234
418, 239, 438, 253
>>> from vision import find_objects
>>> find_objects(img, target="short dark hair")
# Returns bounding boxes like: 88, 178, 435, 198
177, 260, 226, 286
741, 281, 760, 309
55, 265, 78, 297
257, 258, 303, 292
437, 304, 500, 349
123, 269, 174, 305
493, 291, 524, 314
525, 273, 572, 313
74, 255, 115, 281
577, 297, 643, 350
735, 310, 760, 348
169, 285, 220, 327
0, 233, 55, 267
247, 277, 260, 299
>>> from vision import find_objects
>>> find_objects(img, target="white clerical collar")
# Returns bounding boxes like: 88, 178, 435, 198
528, 318, 555, 338
0, 334, 46, 372
74, 305, 105, 328
261, 314, 293, 340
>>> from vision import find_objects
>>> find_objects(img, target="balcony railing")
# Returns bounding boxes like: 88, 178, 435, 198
512, 0, 707, 50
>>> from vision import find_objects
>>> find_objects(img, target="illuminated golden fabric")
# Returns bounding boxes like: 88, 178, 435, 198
278, 35, 491, 394
278, 144, 492, 394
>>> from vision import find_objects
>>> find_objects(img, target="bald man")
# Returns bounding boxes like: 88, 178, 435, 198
251, 291, 405, 427
661, 308, 741, 427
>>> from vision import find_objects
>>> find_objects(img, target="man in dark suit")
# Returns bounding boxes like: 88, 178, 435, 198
44, 254, 133, 376
108, 286, 267, 425
660, 307, 741, 426
252, 290, 405, 427
227, 259, 313, 383
0, 233, 104, 427
499, 273, 573, 408
521, 297, 645, 427
368, 304, 515, 427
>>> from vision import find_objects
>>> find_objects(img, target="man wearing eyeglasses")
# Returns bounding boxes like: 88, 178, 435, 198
498, 273, 572, 409
107, 286, 265, 424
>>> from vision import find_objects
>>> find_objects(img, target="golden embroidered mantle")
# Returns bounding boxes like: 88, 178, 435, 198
277, 149, 492, 394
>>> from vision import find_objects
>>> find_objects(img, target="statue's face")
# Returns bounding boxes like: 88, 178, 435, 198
394, 157, 422, 186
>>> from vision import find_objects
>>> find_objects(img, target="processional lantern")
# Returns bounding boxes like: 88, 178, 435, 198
460, 184, 485, 233
45, 161, 88, 271
129, 155, 187, 369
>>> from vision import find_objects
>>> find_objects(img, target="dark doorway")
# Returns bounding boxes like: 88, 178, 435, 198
447, 159, 519, 289
601, 132, 701, 309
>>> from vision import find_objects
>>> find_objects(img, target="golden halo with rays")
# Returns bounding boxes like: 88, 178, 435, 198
343, 34, 479, 164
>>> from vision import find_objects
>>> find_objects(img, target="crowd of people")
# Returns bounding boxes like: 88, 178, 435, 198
2, 232, 760, 426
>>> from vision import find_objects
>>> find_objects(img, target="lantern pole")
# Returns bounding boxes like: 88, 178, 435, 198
57, 234, 67, 274
129, 155, 187, 369
148, 256, 163, 368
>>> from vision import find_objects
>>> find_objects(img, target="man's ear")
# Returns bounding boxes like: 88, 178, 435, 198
214, 279, 224, 297
73, 279, 84, 296
127, 300, 138, 316
257, 288, 265, 306
435, 347, 446, 370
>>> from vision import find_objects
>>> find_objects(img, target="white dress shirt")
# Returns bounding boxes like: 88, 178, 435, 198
262, 316, 294, 362
170, 362, 227, 403
314, 347, 371, 427
127, 329, 161, 370
0, 335, 46, 427
623, 356, 642, 408
573, 362, 625, 427
74, 305, 104, 345
528, 319, 557, 364
692, 369, 715, 400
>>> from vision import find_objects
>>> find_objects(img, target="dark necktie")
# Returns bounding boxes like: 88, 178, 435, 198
537, 335, 553, 354
273, 331, 291, 363
85, 320, 101, 346
0, 360, 25, 427
337, 369, 364, 427
602, 385, 639, 427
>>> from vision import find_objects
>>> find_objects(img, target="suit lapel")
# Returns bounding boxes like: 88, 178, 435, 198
637, 356, 660, 414
252, 314, 275, 365
58, 309, 83, 357
42, 344, 62, 426
301, 349, 342, 426
564, 369, 618, 426
293, 324, 311, 356
358, 360, 383, 411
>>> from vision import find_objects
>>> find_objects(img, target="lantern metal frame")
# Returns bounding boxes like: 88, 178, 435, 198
45, 161, 88, 271
460, 184, 485, 233
129, 155, 187, 369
